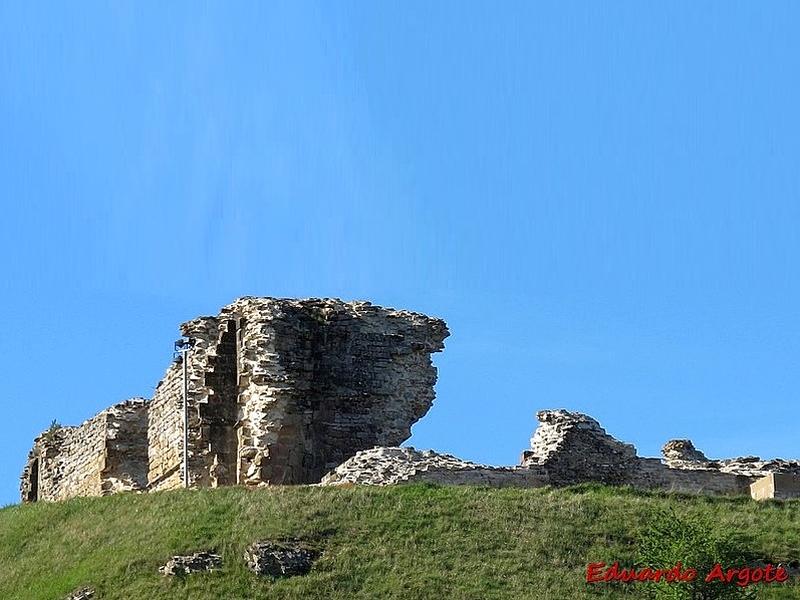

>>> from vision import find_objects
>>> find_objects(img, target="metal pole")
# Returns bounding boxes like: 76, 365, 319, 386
182, 347, 189, 489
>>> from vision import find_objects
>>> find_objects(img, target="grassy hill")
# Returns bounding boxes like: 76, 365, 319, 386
1, 484, 799, 599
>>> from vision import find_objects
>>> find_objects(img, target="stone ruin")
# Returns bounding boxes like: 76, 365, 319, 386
320, 447, 543, 487
21, 297, 448, 502
323, 409, 800, 498
20, 297, 800, 502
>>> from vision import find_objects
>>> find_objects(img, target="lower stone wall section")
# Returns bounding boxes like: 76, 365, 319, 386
628, 458, 752, 495
21, 399, 149, 502
319, 410, 791, 497
519, 409, 800, 496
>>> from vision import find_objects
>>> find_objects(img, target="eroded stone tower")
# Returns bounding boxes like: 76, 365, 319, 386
21, 297, 449, 502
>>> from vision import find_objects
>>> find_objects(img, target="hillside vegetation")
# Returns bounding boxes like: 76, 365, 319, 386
1, 484, 799, 599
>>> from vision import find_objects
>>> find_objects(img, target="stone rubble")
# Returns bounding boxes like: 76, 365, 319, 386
65, 587, 95, 600
321, 446, 547, 487
244, 541, 318, 577
159, 551, 223, 576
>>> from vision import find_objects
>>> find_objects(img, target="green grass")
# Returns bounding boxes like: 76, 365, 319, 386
1, 484, 799, 599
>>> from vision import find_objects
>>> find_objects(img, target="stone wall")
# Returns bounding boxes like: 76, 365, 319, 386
321, 410, 799, 497
226, 298, 448, 485
100, 400, 149, 495
23, 297, 449, 502
520, 410, 638, 486
24, 294, 797, 503
21, 399, 148, 502
520, 410, 800, 495
146, 361, 185, 492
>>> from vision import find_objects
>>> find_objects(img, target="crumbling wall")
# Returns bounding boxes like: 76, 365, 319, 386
26, 296, 449, 502
323, 411, 800, 496
518, 409, 798, 496
145, 297, 448, 491
180, 316, 239, 488
662, 439, 708, 466
21, 399, 149, 502
227, 298, 449, 485
20, 426, 79, 502
147, 361, 186, 492
520, 410, 639, 486
102, 399, 150, 494
146, 315, 239, 491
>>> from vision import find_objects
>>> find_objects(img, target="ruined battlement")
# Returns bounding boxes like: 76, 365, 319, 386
21, 297, 449, 502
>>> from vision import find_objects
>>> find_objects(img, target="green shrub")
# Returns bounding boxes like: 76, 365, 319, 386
637, 508, 757, 600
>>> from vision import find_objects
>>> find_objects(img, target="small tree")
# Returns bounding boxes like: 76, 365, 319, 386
42, 419, 62, 444
637, 508, 757, 600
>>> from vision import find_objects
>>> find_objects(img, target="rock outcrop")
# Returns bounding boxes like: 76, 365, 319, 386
244, 541, 318, 577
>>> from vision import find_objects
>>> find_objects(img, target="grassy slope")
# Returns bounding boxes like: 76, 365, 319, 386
1, 484, 799, 600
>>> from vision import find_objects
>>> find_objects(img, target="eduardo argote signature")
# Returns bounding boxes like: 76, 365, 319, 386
586, 561, 791, 588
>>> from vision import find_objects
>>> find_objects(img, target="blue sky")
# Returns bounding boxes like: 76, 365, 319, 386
2, 3, 799, 505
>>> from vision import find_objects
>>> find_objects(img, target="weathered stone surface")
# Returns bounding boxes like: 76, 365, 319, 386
520, 410, 638, 486
750, 473, 800, 501
159, 551, 222, 576
717, 457, 800, 479
23, 297, 448, 502
322, 411, 797, 497
244, 541, 318, 577
65, 587, 94, 600
520, 410, 754, 495
20, 294, 799, 503
225, 298, 448, 486
662, 439, 709, 465
662, 438, 800, 479
321, 447, 548, 487
21, 399, 148, 502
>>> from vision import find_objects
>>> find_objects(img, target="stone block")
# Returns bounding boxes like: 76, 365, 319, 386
751, 473, 800, 501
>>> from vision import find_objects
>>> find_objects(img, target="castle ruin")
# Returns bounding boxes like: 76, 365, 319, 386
20, 297, 800, 502
20, 297, 448, 502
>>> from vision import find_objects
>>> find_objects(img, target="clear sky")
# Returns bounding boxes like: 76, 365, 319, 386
2, 3, 799, 506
